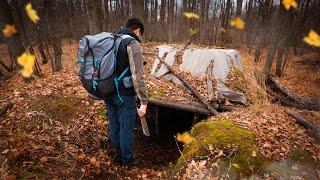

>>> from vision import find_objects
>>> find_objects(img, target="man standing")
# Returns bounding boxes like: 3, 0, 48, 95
105, 18, 148, 166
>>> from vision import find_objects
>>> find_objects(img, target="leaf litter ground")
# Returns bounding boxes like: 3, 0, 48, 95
0, 41, 319, 179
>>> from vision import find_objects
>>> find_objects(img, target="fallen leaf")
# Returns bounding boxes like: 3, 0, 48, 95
303, 30, 320, 47
232, 163, 240, 169
77, 153, 86, 160
282, 0, 297, 10
25, 3, 40, 23
2, 149, 9, 154
90, 157, 97, 165
17, 52, 36, 78
176, 132, 194, 144
2, 24, 17, 37
40, 157, 48, 163
252, 151, 257, 157
183, 12, 200, 19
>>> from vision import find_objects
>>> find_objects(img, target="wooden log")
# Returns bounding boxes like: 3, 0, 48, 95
0, 102, 13, 116
148, 98, 210, 115
267, 75, 320, 111
285, 109, 320, 142
155, 56, 218, 115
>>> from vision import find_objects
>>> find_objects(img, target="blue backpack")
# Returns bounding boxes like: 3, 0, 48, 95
77, 32, 133, 100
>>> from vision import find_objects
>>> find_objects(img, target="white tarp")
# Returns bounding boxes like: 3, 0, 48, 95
151, 45, 247, 104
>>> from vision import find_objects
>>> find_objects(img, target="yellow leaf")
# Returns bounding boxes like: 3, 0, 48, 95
230, 17, 245, 29
282, 0, 297, 10
25, 3, 40, 23
189, 28, 198, 36
232, 163, 240, 169
183, 12, 200, 20
303, 30, 320, 47
17, 52, 36, 78
176, 132, 194, 144
2, 24, 17, 37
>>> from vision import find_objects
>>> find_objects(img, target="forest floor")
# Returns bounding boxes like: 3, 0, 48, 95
0, 41, 320, 179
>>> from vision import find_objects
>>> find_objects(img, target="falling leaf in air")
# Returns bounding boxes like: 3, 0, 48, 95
303, 30, 320, 47
189, 28, 198, 36
2, 24, 17, 37
282, 0, 297, 10
176, 132, 194, 144
25, 3, 40, 23
183, 12, 200, 20
17, 52, 36, 78
230, 17, 245, 29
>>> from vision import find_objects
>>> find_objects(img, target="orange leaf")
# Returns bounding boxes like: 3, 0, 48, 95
282, 0, 297, 10
176, 132, 194, 144
2, 24, 17, 37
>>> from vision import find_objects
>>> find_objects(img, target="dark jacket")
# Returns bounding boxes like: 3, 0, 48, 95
115, 28, 148, 105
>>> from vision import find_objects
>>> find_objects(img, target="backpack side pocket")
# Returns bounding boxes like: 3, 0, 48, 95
123, 76, 133, 88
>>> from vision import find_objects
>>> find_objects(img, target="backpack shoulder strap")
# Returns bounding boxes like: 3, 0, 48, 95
114, 34, 135, 56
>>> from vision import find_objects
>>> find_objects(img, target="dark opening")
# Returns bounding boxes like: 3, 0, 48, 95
135, 103, 208, 167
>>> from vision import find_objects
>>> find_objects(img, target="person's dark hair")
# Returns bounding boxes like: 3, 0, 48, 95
125, 18, 144, 35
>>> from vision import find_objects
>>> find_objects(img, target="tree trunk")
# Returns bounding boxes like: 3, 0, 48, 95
46, 0, 62, 72
236, 0, 243, 16
132, 0, 144, 18
86, 0, 103, 34
263, 41, 277, 75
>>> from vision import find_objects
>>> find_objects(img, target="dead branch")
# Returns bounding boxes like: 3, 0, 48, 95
156, 55, 218, 116
285, 109, 320, 142
267, 75, 320, 111
0, 102, 14, 117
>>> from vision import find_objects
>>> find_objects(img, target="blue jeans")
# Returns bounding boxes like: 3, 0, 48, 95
105, 95, 137, 163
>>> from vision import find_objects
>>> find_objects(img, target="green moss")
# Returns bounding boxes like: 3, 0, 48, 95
96, 107, 107, 121
227, 67, 267, 106
175, 119, 270, 177
26, 95, 86, 124
292, 148, 312, 162
227, 67, 250, 94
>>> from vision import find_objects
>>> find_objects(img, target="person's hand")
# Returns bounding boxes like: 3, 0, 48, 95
137, 104, 147, 117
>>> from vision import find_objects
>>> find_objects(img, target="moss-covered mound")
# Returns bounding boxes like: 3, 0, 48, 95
226, 67, 268, 107
175, 119, 269, 177
27, 95, 87, 124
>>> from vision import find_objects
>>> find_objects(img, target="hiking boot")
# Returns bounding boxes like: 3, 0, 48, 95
122, 158, 140, 167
